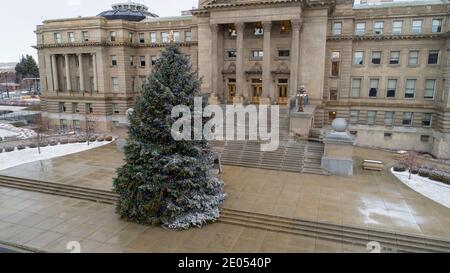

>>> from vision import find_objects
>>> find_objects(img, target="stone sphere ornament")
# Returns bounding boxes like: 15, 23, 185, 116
332, 118, 348, 132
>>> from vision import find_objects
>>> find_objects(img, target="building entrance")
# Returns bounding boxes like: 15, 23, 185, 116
251, 78, 262, 104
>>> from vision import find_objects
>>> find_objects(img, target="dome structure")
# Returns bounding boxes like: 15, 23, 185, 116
98, 2, 158, 22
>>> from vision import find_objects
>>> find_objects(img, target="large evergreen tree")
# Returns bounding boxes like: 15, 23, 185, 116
113, 45, 226, 230
15, 55, 39, 82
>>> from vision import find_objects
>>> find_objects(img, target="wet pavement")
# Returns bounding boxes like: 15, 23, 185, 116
0, 143, 450, 241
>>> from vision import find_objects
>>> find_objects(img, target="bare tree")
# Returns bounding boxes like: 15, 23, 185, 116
85, 114, 96, 146
31, 114, 46, 154
400, 151, 419, 180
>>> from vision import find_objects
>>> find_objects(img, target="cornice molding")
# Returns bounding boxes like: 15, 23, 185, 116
327, 33, 447, 41
35, 41, 198, 49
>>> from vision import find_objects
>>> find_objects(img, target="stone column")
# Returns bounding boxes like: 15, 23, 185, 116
235, 22, 245, 104
92, 53, 98, 92
261, 21, 272, 104
78, 54, 85, 92
290, 19, 302, 96
209, 24, 220, 105
64, 54, 71, 91
51, 54, 59, 92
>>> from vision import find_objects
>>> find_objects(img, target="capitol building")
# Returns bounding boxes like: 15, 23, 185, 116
35, 0, 450, 158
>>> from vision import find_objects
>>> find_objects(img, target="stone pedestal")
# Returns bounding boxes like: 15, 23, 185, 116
321, 118, 355, 176
289, 105, 316, 138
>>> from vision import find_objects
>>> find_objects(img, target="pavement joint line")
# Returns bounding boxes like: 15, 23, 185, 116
0, 240, 45, 253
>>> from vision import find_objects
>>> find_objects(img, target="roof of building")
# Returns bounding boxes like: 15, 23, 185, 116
98, 1, 159, 22
142, 15, 193, 23
354, 0, 449, 9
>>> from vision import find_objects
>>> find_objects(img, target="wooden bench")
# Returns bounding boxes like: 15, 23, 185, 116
363, 160, 384, 171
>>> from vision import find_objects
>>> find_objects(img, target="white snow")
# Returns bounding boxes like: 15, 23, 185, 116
0, 141, 112, 171
0, 123, 36, 139
391, 168, 450, 209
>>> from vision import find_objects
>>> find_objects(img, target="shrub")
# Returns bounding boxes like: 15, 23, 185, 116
89, 136, 97, 142
17, 145, 26, 150
29, 143, 37, 149
429, 170, 450, 185
40, 142, 49, 147
50, 140, 58, 146
4, 146, 14, 152
97, 137, 104, 142
78, 137, 87, 143
0, 148, 3, 153
411, 167, 419, 175
68, 138, 78, 144
60, 139, 68, 145
393, 164, 407, 172
105, 136, 113, 142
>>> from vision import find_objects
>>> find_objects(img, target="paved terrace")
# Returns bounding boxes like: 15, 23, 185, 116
0, 143, 450, 242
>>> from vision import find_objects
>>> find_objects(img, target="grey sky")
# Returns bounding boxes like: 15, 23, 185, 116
0, 0, 199, 63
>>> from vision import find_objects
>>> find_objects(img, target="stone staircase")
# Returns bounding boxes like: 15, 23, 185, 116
213, 106, 327, 175
1, 176, 450, 253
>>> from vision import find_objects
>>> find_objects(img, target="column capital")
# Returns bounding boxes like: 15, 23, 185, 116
210, 24, 220, 33
262, 21, 273, 31
291, 19, 303, 30
235, 22, 245, 32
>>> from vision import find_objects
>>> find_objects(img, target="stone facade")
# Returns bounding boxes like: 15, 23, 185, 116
36, 0, 450, 158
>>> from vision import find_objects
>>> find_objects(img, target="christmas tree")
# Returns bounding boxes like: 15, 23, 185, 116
113, 45, 225, 230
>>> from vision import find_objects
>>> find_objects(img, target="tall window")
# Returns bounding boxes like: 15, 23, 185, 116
392, 21, 403, 34
112, 103, 119, 115
331, 51, 340, 77
73, 120, 81, 130
432, 19, 443, 33
227, 50, 237, 59
354, 51, 364, 65
68, 32, 75, 43
389, 51, 400, 64
351, 78, 362, 98
140, 56, 146, 67
373, 21, 384, 35
424, 79, 436, 99
59, 102, 66, 113
111, 55, 117, 66
405, 79, 416, 99
422, 113, 432, 127
367, 111, 377, 125
112, 77, 119, 92
139, 33, 145, 44
110, 31, 116, 42
355, 22, 365, 35
82, 31, 89, 42
185, 31, 192, 42
130, 56, 135, 66
371, 51, 381, 64
173, 31, 180, 42
411, 20, 422, 34
54, 32, 62, 44
329, 89, 338, 101
72, 103, 79, 113
387, 79, 397, 98
350, 110, 359, 124
151, 56, 158, 66
60, 120, 68, 131
128, 32, 134, 43
278, 50, 290, 58
428, 50, 439, 64
384, 112, 394, 126
150, 32, 157, 43
85, 103, 93, 114
369, 79, 379, 98
402, 112, 413, 126
161, 32, 169, 43
254, 23, 264, 36
332, 22, 342, 36
408, 50, 419, 65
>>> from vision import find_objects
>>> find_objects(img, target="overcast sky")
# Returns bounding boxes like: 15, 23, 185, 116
0, 0, 198, 63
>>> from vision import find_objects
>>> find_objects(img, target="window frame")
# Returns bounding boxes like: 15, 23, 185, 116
373, 21, 384, 35
332, 21, 342, 36
424, 79, 436, 100
387, 79, 397, 98
353, 51, 364, 65
392, 20, 403, 35
369, 78, 379, 98
355, 22, 366, 36
389, 51, 400, 65
351, 78, 362, 98
432, 19, 443, 33
411, 19, 423, 34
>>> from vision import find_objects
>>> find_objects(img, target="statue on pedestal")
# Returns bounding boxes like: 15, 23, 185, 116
296, 85, 309, 112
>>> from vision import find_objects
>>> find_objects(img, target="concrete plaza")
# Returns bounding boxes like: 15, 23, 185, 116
0, 143, 450, 252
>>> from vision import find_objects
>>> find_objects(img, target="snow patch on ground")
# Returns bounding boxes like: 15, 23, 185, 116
0, 141, 112, 171
391, 168, 450, 209
0, 123, 36, 140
